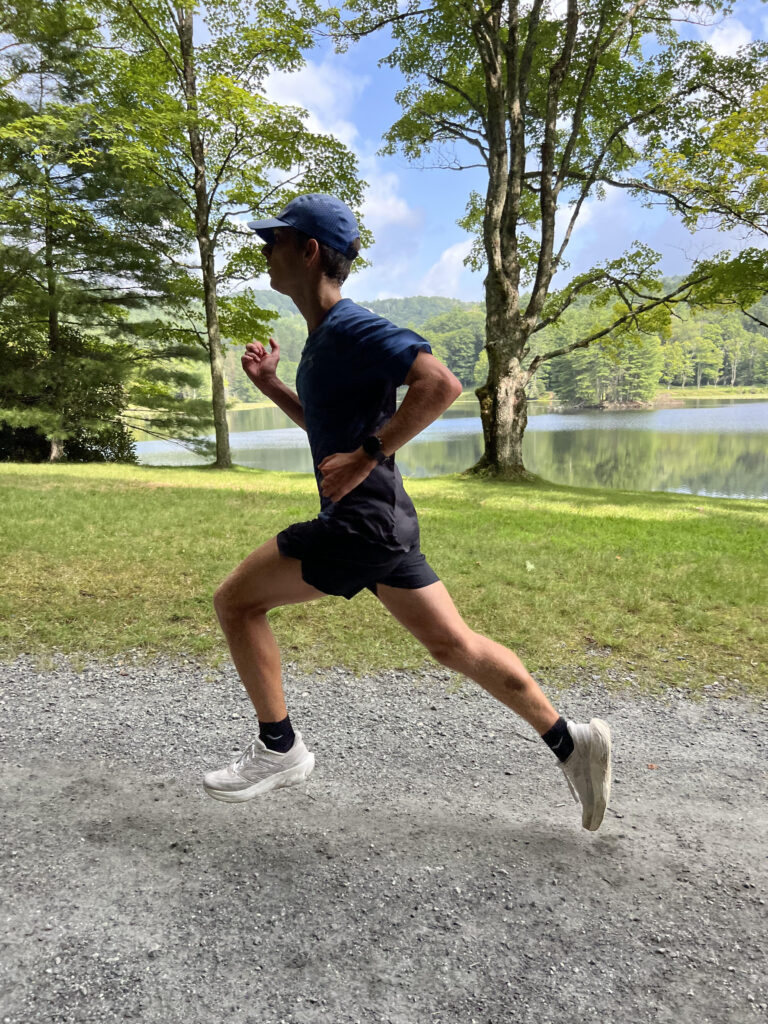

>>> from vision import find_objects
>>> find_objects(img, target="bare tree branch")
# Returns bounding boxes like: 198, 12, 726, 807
528, 277, 706, 372
741, 308, 768, 330
344, 5, 438, 41
123, 0, 185, 88
427, 72, 487, 128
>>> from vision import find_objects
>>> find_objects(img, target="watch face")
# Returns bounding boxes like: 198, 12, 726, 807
363, 435, 382, 456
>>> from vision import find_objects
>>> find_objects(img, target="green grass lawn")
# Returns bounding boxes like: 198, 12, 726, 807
1, 462, 765, 694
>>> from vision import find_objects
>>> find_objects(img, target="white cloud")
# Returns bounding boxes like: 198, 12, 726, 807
348, 252, 416, 299
265, 60, 368, 149
557, 183, 626, 247
263, 61, 419, 239
360, 170, 412, 229
418, 240, 474, 297
699, 18, 752, 55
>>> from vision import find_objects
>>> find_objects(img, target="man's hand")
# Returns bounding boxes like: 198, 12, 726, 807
318, 449, 376, 503
242, 338, 280, 388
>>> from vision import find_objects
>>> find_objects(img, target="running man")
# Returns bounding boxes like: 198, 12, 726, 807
204, 194, 612, 830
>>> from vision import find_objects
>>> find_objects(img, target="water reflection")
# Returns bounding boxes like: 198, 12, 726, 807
134, 399, 768, 500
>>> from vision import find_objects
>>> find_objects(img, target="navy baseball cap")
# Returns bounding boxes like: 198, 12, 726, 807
248, 194, 360, 260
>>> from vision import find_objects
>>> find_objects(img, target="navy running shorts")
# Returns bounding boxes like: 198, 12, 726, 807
276, 516, 439, 600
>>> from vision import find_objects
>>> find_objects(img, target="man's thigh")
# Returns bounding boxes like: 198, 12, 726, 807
375, 580, 472, 648
216, 536, 326, 613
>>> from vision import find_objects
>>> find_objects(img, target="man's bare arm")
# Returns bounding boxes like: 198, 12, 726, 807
377, 351, 463, 456
318, 351, 462, 502
242, 339, 306, 430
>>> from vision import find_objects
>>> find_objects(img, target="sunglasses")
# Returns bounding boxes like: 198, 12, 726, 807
260, 228, 293, 257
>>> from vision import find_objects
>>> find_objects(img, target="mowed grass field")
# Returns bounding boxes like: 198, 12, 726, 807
1, 462, 765, 693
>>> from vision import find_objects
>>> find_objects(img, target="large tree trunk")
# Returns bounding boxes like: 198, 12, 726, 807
474, 358, 532, 478
198, 238, 231, 468
178, 9, 231, 469
469, 280, 533, 479
44, 192, 64, 463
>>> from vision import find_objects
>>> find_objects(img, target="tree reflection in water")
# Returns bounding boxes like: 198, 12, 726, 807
134, 400, 768, 500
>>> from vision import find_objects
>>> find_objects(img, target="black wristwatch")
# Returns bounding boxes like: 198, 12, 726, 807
361, 434, 387, 464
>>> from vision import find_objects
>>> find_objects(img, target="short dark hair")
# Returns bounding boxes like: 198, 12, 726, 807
290, 228, 360, 285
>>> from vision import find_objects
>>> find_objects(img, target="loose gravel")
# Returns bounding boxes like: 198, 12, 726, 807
1, 654, 767, 1024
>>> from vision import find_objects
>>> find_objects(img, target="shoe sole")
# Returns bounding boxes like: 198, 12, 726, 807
586, 719, 612, 831
203, 753, 315, 804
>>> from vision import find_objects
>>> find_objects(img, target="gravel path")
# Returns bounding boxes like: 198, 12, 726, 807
1, 655, 767, 1024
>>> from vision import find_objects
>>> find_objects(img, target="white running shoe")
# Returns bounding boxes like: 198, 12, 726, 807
561, 718, 612, 831
203, 732, 315, 803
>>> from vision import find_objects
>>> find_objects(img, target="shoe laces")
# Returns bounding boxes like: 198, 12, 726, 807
560, 764, 580, 804
233, 739, 259, 771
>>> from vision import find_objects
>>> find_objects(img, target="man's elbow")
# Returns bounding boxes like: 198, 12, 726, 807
442, 370, 463, 403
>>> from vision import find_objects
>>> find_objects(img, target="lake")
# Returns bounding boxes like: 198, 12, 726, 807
134, 396, 768, 500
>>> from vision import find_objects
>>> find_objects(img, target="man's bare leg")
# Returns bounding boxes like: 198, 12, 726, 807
203, 538, 324, 802
213, 537, 325, 721
375, 580, 559, 734
375, 580, 612, 830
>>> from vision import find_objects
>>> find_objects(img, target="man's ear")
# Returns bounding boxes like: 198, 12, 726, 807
303, 237, 321, 266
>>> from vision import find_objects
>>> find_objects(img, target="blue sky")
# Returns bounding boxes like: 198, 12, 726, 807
261, 1, 767, 303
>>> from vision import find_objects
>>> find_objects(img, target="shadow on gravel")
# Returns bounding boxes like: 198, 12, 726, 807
3, 667, 767, 1024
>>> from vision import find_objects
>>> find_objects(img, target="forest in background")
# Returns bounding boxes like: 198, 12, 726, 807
218, 287, 768, 408
4, 2, 768, 466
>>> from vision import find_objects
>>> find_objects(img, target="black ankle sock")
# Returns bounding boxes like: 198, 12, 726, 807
259, 715, 295, 753
541, 716, 574, 763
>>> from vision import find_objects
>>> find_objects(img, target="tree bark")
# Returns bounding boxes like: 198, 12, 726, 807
470, 278, 534, 479
177, 8, 231, 468
44, 184, 64, 463
474, 359, 532, 478
198, 236, 231, 468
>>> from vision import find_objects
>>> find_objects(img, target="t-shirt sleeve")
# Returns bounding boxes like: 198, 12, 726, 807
350, 314, 432, 387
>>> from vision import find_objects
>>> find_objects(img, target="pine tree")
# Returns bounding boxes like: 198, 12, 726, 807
0, 0, 210, 461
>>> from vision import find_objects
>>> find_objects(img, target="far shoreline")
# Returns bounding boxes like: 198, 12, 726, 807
227, 386, 768, 415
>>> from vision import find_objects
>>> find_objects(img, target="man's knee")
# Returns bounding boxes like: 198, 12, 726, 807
425, 628, 476, 670
213, 579, 268, 625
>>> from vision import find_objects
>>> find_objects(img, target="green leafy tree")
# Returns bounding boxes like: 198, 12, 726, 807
691, 324, 724, 388
613, 334, 664, 403
0, 317, 138, 462
342, 0, 768, 477
0, 0, 209, 460
363, 295, 466, 328
650, 81, 768, 252
719, 313, 753, 387
667, 317, 702, 388
100, 0, 368, 467
661, 339, 688, 388
419, 306, 485, 386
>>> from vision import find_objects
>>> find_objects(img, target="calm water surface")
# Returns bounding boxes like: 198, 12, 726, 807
134, 397, 768, 500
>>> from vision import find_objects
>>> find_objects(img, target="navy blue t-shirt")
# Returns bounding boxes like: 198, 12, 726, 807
295, 298, 431, 551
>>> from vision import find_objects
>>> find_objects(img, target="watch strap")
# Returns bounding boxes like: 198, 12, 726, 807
362, 435, 387, 463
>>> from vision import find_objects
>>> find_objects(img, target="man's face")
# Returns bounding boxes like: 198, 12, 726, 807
262, 227, 302, 295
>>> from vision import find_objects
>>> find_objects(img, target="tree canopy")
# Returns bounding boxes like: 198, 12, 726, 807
341, 0, 768, 476
0, 0, 210, 461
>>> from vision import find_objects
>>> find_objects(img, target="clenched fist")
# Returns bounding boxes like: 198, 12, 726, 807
242, 338, 280, 387
319, 449, 376, 503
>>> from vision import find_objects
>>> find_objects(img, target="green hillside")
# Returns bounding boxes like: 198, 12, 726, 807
248, 290, 477, 327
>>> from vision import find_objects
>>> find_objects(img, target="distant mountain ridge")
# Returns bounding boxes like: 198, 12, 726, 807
248, 290, 480, 328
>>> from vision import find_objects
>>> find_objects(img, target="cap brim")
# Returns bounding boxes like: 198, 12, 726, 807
247, 217, 289, 245
247, 217, 288, 232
